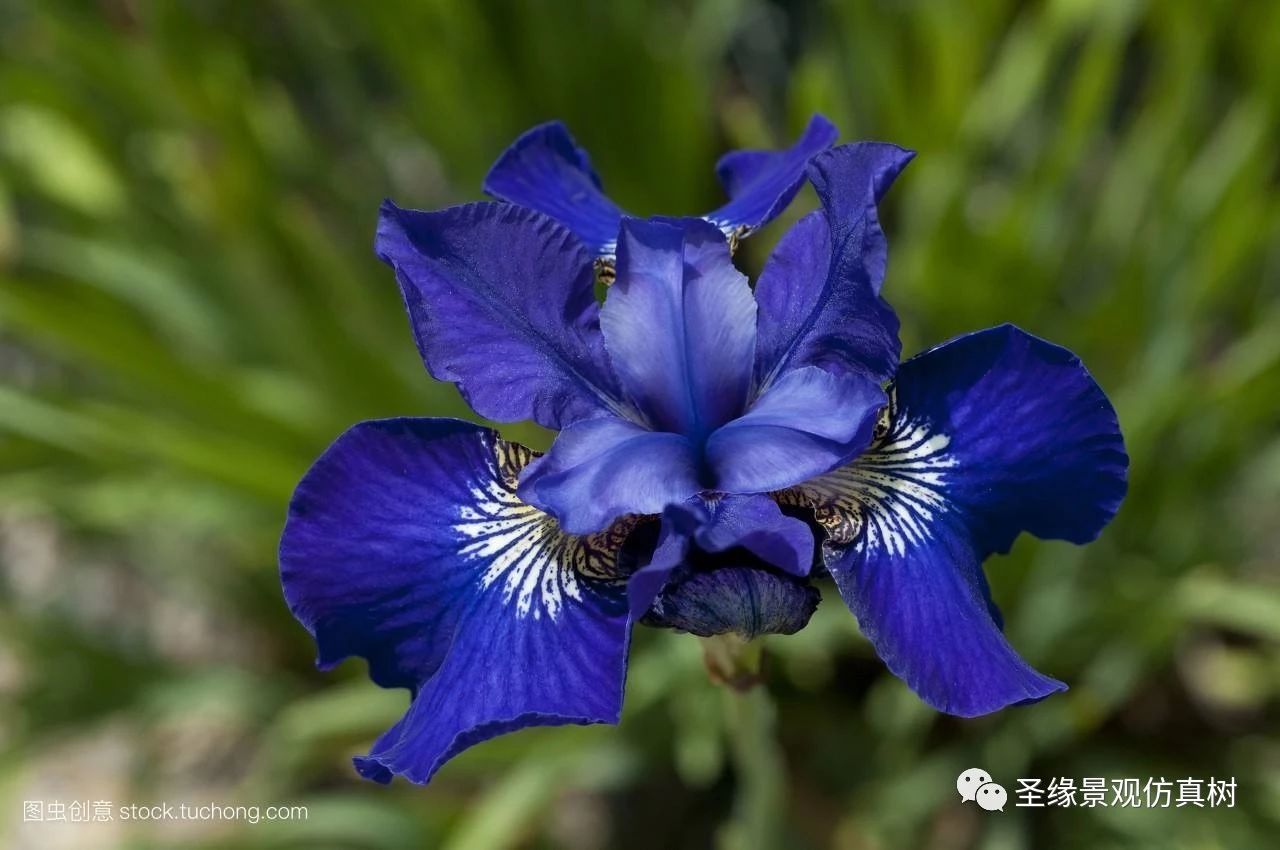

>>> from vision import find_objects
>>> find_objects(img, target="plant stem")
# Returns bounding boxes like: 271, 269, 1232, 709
721, 674, 786, 850
701, 633, 766, 691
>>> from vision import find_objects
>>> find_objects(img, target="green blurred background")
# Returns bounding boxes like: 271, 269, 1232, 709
1, 1, 1278, 848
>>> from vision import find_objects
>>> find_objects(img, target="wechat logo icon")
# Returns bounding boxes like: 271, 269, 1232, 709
957, 767, 1007, 812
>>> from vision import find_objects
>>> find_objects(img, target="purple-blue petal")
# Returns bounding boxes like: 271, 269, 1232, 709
663, 494, 814, 577
377, 200, 622, 430
626, 519, 688, 620
824, 517, 1066, 716
482, 122, 626, 256
753, 142, 913, 387
899, 325, 1129, 556
787, 324, 1127, 715
280, 418, 631, 784
484, 117, 837, 258
517, 417, 704, 534
807, 142, 915, 297
707, 114, 839, 237
706, 365, 887, 494
602, 218, 756, 438
624, 493, 815, 619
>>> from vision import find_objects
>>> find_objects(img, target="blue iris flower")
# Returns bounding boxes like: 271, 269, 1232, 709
280, 120, 1128, 786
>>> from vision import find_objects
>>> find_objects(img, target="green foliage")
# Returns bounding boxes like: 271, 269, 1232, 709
1, 1, 1277, 847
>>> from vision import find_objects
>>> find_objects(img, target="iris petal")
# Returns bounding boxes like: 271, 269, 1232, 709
820, 515, 1065, 716
624, 493, 815, 618
280, 418, 632, 784
781, 325, 1127, 715
808, 142, 915, 296
517, 417, 703, 534
482, 121, 626, 257
602, 218, 756, 438
377, 201, 622, 430
753, 143, 913, 388
663, 493, 814, 577
483, 116, 839, 257
706, 114, 840, 239
626, 518, 689, 620
706, 365, 887, 494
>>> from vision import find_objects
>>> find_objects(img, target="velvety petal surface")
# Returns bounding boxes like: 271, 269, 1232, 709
783, 325, 1127, 715
482, 122, 626, 256
601, 218, 756, 438
280, 418, 631, 784
898, 325, 1130, 556
706, 114, 839, 237
377, 201, 622, 430
517, 417, 703, 534
753, 143, 913, 388
706, 365, 887, 494
824, 514, 1064, 716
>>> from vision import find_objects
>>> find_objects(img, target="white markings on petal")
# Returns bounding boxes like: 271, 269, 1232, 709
451, 437, 629, 622
780, 391, 956, 557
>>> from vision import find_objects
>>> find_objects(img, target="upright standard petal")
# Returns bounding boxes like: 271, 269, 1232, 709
482, 122, 626, 256
281, 418, 634, 784
753, 143, 914, 388
485, 117, 837, 257
377, 201, 622, 430
780, 325, 1128, 715
601, 218, 756, 439
705, 366, 887, 494
517, 417, 704, 535
706, 114, 839, 238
